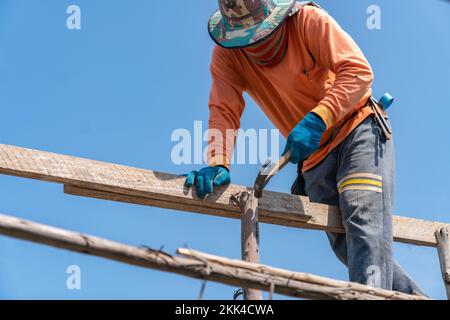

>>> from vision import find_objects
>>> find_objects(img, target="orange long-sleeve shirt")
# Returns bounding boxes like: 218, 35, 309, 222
208, 5, 374, 172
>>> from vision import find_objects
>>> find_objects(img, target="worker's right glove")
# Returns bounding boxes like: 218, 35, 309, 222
184, 166, 231, 200
283, 112, 326, 164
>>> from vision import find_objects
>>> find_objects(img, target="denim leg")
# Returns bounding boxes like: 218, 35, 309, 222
302, 117, 392, 288
299, 116, 426, 294
326, 233, 427, 295
335, 116, 394, 289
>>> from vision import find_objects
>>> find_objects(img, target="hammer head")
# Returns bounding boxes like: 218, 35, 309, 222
253, 151, 292, 199
253, 159, 274, 199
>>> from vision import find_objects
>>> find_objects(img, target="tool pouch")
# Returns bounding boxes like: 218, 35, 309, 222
291, 161, 307, 196
369, 97, 393, 141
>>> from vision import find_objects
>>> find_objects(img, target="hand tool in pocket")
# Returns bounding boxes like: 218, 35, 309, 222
370, 93, 394, 140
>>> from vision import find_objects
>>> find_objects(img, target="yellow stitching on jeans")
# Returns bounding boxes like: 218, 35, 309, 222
339, 185, 383, 194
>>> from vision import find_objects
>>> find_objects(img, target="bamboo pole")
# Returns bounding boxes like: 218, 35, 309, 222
177, 248, 429, 300
435, 227, 450, 299
0, 213, 427, 300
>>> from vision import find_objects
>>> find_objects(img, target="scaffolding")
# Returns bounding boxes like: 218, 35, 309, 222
0, 143, 448, 300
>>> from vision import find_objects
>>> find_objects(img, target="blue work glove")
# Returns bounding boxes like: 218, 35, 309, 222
184, 166, 231, 199
283, 112, 326, 164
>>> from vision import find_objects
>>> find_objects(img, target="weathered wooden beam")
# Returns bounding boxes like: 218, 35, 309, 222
0, 213, 427, 300
0, 143, 311, 223
63, 185, 311, 229
0, 143, 448, 247
435, 227, 450, 299
236, 191, 263, 300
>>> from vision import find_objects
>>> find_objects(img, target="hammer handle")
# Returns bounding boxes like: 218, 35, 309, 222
277, 150, 292, 172
265, 150, 292, 178
254, 150, 293, 198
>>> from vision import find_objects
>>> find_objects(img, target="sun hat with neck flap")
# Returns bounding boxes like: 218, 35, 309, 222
208, 0, 297, 49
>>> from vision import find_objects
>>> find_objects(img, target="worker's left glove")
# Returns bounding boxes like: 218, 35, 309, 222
283, 112, 326, 164
184, 166, 231, 199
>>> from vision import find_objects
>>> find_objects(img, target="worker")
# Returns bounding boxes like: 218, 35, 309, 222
184, 0, 425, 295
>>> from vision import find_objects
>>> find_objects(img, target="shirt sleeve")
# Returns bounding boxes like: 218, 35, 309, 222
207, 46, 246, 168
301, 6, 374, 129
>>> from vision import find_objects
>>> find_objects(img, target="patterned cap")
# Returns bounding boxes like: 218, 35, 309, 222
208, 0, 296, 49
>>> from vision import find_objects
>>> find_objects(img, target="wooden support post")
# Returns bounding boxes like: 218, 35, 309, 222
237, 191, 263, 300
435, 227, 450, 299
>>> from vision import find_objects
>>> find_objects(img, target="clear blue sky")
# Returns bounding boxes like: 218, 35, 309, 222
0, 0, 449, 299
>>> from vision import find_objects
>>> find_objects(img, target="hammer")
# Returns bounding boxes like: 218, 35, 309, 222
254, 150, 292, 198
253, 93, 395, 198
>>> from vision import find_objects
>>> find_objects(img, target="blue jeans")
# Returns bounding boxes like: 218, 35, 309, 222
292, 116, 426, 295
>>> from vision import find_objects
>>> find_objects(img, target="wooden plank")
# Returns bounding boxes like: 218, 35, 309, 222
67, 184, 447, 250
436, 227, 450, 299
63, 185, 312, 229
0, 213, 427, 300
0, 144, 311, 221
0, 143, 448, 247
